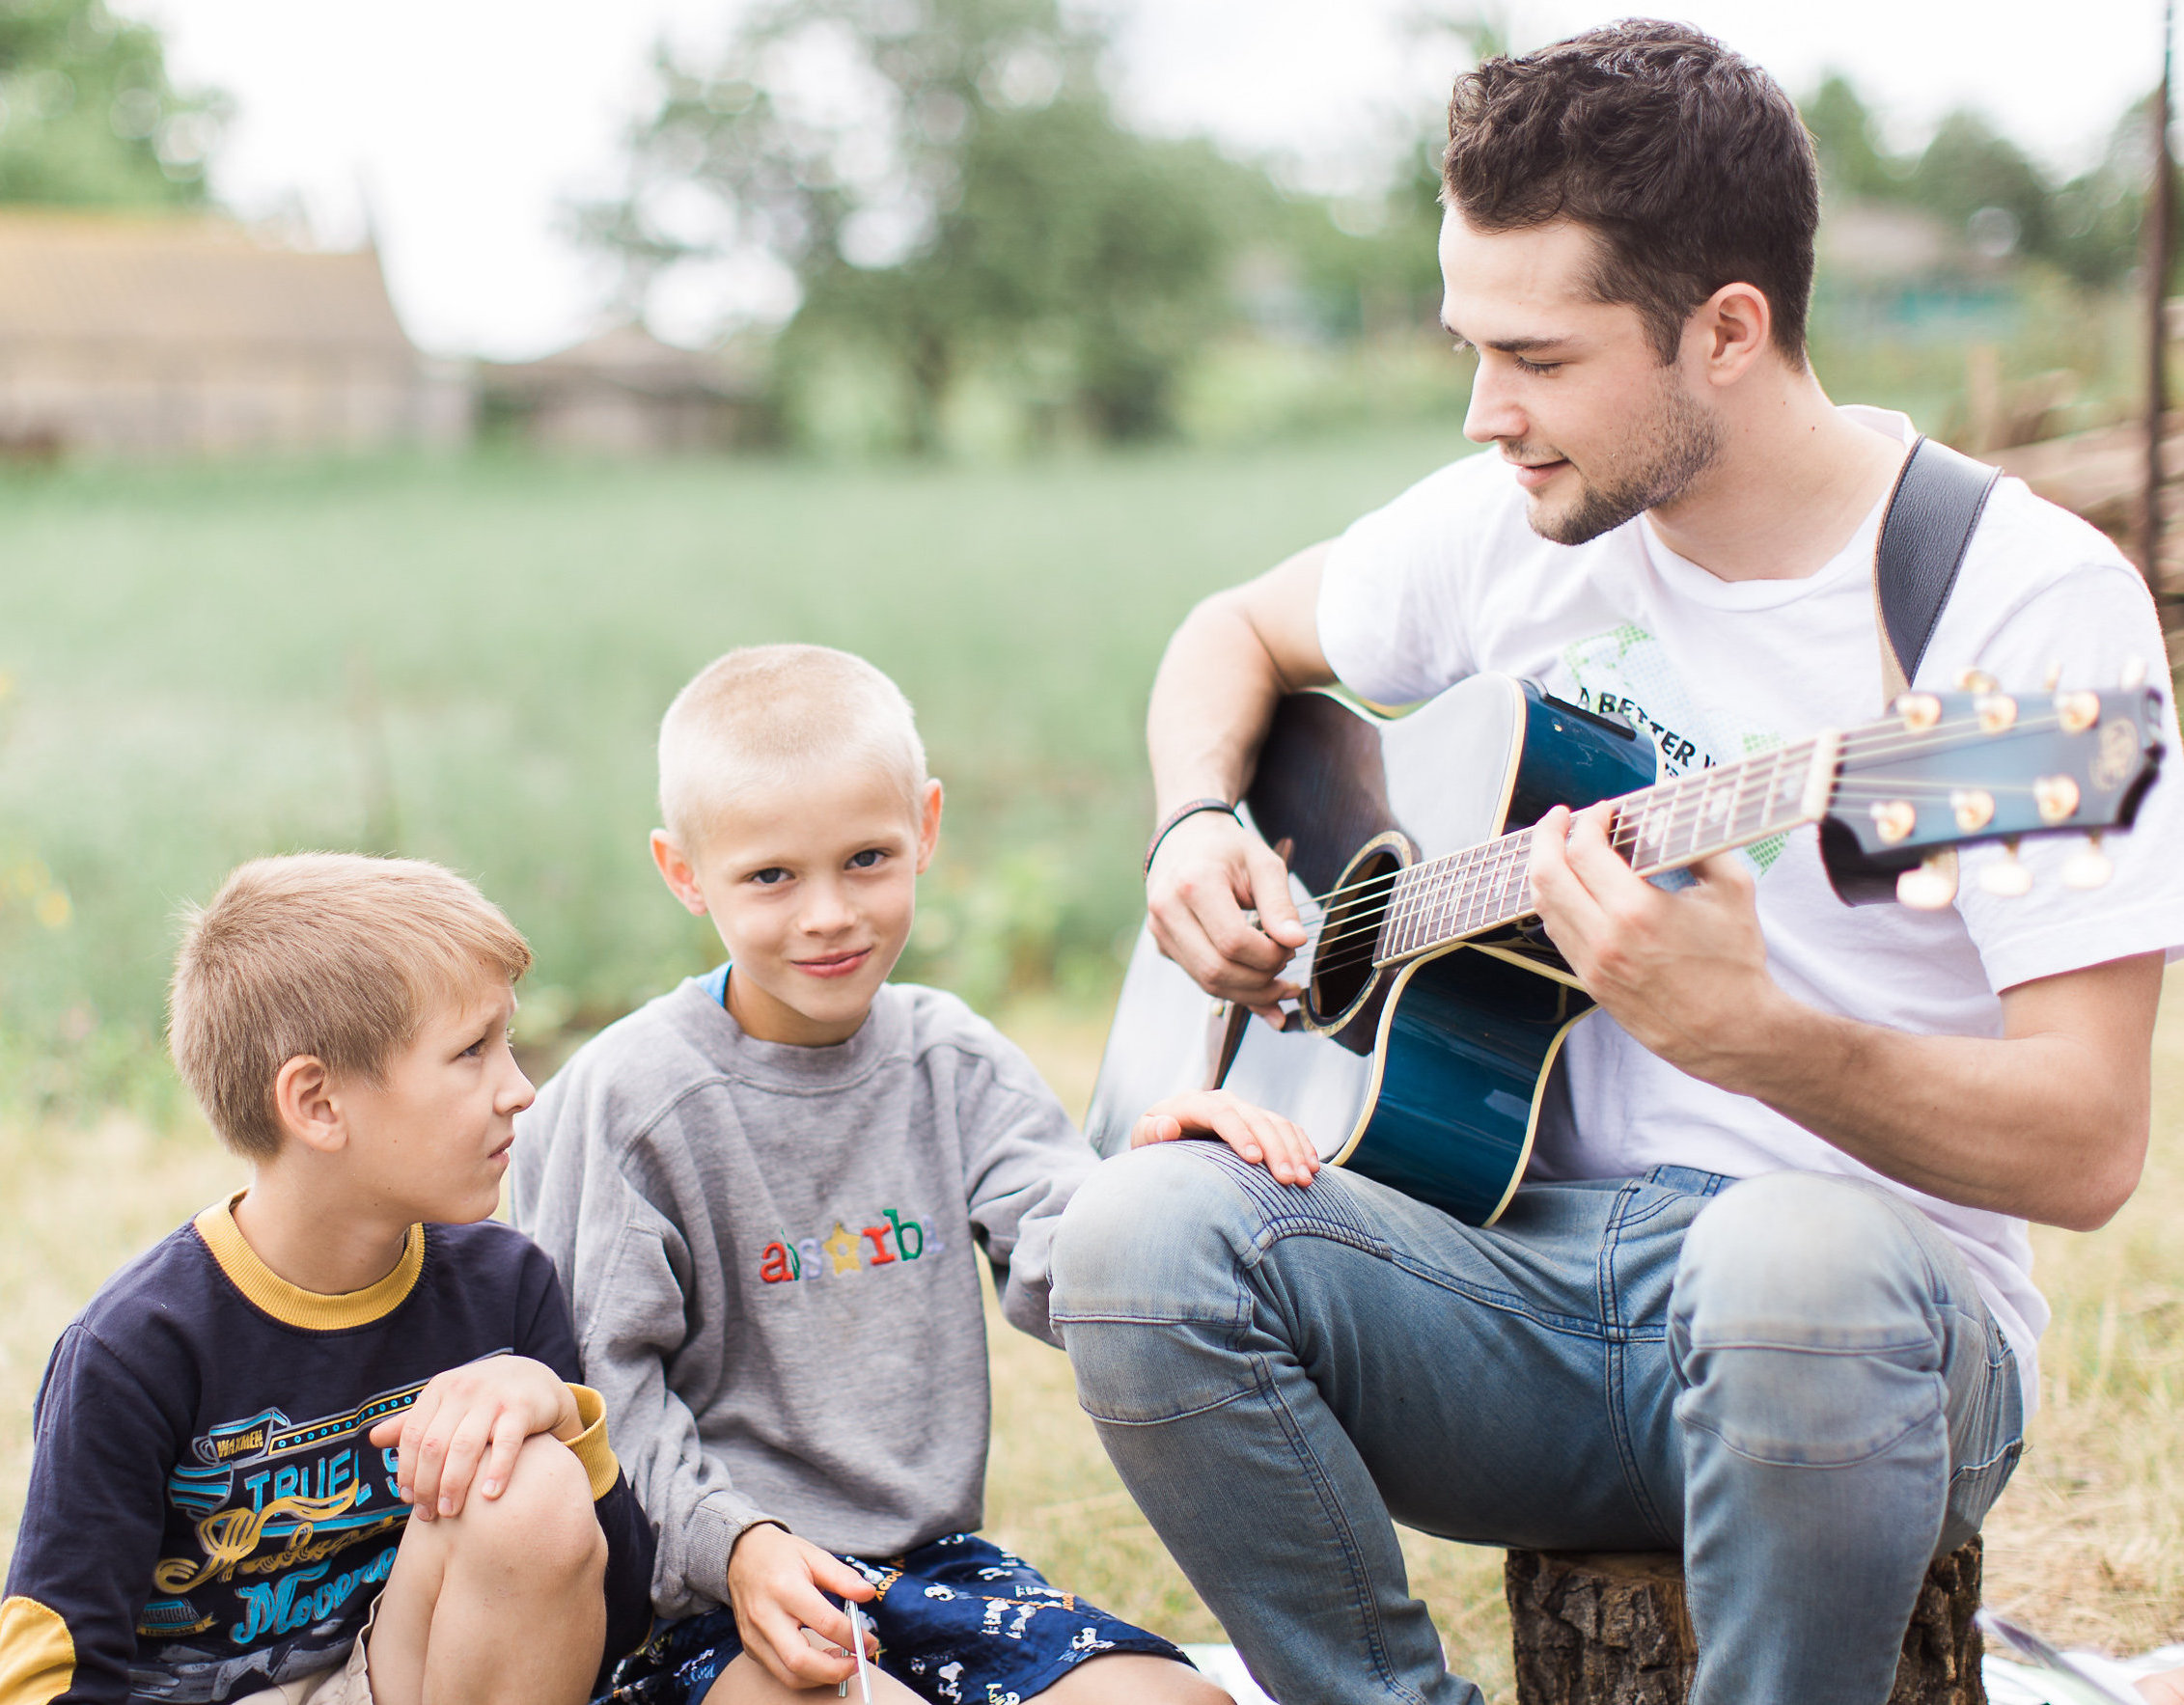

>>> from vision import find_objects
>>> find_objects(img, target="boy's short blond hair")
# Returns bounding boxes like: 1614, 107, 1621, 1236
658, 645, 927, 852
168, 853, 532, 1160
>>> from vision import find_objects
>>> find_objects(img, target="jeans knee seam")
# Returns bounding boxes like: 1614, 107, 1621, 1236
1679, 1398, 1943, 1470
1678, 1330, 1942, 1356
1077, 1387, 1254, 1427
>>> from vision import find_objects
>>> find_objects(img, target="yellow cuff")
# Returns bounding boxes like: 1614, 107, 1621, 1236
562, 1385, 621, 1501
0, 1594, 76, 1705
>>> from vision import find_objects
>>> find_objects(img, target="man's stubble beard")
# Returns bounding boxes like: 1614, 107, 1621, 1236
1524, 372, 1724, 547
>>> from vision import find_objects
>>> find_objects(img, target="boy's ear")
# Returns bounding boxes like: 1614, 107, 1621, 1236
651, 830, 710, 917
915, 779, 944, 874
272, 1055, 346, 1156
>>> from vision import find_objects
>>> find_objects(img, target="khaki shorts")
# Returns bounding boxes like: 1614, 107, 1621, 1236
232, 1598, 378, 1705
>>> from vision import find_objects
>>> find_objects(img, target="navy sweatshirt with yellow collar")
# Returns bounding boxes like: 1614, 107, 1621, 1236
0, 1200, 655, 1704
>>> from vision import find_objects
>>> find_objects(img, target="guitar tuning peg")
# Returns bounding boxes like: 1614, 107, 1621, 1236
2063, 834, 2113, 892
1955, 667, 1999, 693
2122, 656, 2149, 690
2044, 661, 2063, 691
1978, 839, 2032, 897
1896, 851, 1960, 911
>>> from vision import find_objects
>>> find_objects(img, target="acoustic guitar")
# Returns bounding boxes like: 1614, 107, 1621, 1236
1086, 671, 2166, 1224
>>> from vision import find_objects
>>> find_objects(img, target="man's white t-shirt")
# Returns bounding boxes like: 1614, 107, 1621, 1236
1316, 406, 2184, 1407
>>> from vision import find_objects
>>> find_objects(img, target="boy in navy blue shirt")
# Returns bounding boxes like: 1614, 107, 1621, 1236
0, 853, 654, 1705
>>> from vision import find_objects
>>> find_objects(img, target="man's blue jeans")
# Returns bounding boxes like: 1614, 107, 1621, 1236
1048, 1143, 2024, 1705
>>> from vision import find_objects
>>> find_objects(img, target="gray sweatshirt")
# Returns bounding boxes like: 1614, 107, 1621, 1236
509, 971, 1094, 1617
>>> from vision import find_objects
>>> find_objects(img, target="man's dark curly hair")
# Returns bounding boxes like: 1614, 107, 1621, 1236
1443, 19, 1818, 365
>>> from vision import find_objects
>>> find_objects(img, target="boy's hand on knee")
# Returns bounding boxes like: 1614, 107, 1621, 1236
368, 1354, 580, 1521
1131, 1089, 1319, 1187
727, 1522, 876, 1691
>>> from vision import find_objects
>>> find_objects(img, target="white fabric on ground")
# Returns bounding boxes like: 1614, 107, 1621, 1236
1178, 1638, 2184, 1702
1984, 1642, 2184, 1703
1179, 1644, 1280, 1704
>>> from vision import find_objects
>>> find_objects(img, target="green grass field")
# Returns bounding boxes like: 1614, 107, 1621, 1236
0, 431, 1475, 1117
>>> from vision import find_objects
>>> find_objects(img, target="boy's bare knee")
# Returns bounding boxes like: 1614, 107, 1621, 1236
1040, 1654, 1230, 1704
446, 1433, 604, 1585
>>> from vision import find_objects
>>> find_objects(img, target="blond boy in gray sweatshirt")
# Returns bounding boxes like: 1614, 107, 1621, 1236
511, 646, 1235, 1705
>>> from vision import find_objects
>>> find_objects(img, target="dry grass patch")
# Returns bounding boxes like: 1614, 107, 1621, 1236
1980, 968, 2184, 1653
8, 976, 2184, 1701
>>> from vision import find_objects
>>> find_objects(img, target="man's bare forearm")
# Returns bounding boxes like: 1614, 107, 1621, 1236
1147, 545, 1334, 814
1711, 956, 2161, 1231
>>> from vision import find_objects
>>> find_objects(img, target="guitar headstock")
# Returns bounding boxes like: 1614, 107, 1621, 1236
1817, 674, 2166, 909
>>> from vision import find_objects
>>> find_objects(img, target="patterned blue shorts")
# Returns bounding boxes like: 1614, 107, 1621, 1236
595, 1532, 1187, 1705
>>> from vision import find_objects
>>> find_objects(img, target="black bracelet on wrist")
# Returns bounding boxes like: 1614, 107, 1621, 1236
1144, 797, 1239, 877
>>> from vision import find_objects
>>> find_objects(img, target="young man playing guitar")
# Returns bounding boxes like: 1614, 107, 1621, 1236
1047, 22, 2184, 1705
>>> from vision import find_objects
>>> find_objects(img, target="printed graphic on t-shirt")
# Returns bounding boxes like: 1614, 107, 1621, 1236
127, 1368, 464, 1695
1560, 623, 1790, 873
758, 1207, 949, 1286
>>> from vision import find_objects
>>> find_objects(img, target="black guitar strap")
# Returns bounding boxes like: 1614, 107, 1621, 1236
1872, 434, 2003, 704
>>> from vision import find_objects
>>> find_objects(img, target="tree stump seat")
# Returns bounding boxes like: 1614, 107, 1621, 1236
1503, 1537, 1985, 1704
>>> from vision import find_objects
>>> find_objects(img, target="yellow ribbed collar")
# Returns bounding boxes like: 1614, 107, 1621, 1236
193, 1194, 426, 1331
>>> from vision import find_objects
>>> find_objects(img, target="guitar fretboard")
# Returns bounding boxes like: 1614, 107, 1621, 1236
1373, 733, 1838, 964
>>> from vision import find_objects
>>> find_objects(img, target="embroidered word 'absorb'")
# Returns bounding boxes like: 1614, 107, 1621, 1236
759, 1208, 946, 1284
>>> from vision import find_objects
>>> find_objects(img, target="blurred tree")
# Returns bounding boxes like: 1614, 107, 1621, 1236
1236, 4, 1497, 346
1799, 70, 2149, 288
590, 0, 1248, 448
1279, 131, 1445, 342
1803, 73, 1900, 202
0, 0, 224, 206
1909, 111, 2054, 259
2048, 96, 2161, 290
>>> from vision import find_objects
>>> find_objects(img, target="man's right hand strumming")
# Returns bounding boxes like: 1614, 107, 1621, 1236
1143, 541, 1335, 1021
1146, 809, 1307, 1022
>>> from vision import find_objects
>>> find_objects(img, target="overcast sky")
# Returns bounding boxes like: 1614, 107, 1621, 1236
132, 0, 2176, 359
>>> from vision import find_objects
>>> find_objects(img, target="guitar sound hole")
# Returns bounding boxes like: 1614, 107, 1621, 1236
1308, 842, 1402, 1031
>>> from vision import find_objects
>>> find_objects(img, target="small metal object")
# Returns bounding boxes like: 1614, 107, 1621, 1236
2055, 691, 2101, 734
1896, 853, 1959, 911
1949, 788, 1995, 833
1954, 667, 1999, 693
848, 1602, 874, 1705
1894, 693, 1943, 731
2034, 775, 2082, 824
1974, 693, 2017, 733
1869, 800, 1916, 844
2044, 661, 2063, 690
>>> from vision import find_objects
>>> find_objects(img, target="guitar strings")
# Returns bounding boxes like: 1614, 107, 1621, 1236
1266, 701, 2121, 978
1276, 709, 1995, 917
1286, 704, 2117, 975
1283, 701, 2095, 921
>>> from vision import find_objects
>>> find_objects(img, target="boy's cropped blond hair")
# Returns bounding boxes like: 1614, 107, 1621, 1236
658, 645, 927, 851
168, 853, 531, 1159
